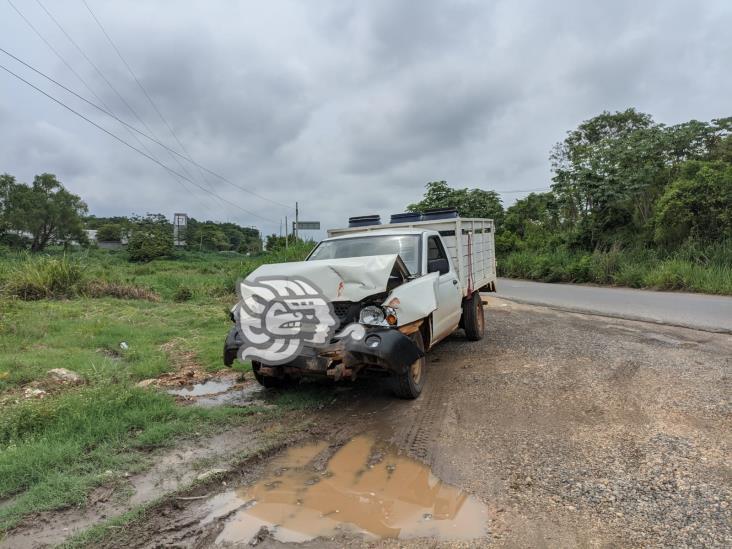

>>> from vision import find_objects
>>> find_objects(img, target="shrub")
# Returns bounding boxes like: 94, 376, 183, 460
96, 223, 122, 242
127, 215, 174, 262
173, 286, 193, 302
2, 255, 85, 300
84, 280, 159, 301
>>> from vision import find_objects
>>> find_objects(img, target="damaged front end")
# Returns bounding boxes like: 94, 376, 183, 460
222, 253, 437, 385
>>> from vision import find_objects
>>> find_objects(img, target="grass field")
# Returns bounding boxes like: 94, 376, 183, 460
0, 244, 315, 532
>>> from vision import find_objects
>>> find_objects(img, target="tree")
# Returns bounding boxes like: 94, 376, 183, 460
653, 161, 732, 245
96, 223, 123, 242
0, 173, 15, 239
184, 219, 261, 253
3, 173, 88, 252
550, 110, 732, 249
407, 181, 504, 225
127, 214, 174, 261
265, 234, 305, 251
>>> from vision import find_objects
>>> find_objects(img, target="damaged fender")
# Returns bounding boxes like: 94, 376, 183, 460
382, 272, 439, 325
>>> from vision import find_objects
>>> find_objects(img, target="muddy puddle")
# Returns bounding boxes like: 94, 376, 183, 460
201, 435, 489, 544
167, 379, 268, 407
168, 379, 236, 397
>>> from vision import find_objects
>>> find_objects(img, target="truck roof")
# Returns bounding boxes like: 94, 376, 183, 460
322, 228, 430, 241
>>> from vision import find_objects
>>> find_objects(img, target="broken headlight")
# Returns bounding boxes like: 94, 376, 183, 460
359, 305, 397, 327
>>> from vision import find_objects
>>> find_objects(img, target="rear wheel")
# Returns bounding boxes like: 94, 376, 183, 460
392, 332, 426, 399
252, 361, 292, 389
463, 291, 485, 341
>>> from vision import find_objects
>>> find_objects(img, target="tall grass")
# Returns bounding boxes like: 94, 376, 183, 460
498, 241, 732, 295
2, 255, 85, 299
0, 243, 315, 302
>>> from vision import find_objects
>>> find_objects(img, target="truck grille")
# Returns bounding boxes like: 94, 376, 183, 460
332, 301, 357, 328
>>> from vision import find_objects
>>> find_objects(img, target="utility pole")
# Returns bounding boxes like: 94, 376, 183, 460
285, 215, 288, 253
295, 201, 299, 241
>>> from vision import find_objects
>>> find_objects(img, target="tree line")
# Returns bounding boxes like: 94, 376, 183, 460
408, 109, 731, 256
0, 173, 262, 260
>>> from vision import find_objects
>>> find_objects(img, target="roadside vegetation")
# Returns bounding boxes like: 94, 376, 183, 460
0, 244, 314, 533
408, 110, 732, 294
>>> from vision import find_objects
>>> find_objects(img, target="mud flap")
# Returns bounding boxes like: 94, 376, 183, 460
223, 326, 242, 366
343, 329, 424, 374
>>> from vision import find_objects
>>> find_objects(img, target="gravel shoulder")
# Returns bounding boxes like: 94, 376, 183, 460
57, 298, 732, 548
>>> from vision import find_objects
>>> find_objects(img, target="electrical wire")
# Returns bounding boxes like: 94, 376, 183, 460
0, 46, 292, 214
80, 0, 294, 211
0, 62, 278, 225
5, 0, 204, 212
33, 0, 201, 187
81, 0, 214, 191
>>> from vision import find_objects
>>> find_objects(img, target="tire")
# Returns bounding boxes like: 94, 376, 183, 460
463, 291, 485, 341
252, 361, 291, 389
392, 332, 426, 399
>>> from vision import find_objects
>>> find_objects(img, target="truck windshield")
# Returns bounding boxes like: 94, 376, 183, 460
308, 235, 420, 275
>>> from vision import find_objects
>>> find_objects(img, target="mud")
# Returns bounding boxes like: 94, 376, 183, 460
202, 435, 490, 544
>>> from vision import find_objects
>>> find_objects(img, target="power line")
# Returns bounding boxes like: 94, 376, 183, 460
6, 1, 248, 223
33, 0, 201, 187
81, 0, 210, 187
0, 48, 293, 213
79, 0, 294, 212
0, 62, 278, 225
5, 0, 200, 208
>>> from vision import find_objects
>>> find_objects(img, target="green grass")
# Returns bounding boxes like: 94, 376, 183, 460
498, 241, 732, 295
0, 298, 239, 391
0, 385, 254, 531
0, 245, 320, 534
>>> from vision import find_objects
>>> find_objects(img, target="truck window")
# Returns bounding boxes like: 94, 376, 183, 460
427, 236, 447, 261
308, 234, 420, 275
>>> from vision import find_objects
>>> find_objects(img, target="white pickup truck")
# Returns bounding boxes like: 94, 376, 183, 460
224, 215, 496, 398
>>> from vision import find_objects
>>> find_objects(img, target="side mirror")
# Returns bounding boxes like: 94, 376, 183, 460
427, 257, 449, 275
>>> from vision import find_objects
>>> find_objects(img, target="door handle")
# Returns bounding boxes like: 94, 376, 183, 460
452, 279, 458, 285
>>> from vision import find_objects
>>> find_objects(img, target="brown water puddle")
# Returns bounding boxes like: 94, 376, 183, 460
202, 435, 489, 544
167, 378, 236, 397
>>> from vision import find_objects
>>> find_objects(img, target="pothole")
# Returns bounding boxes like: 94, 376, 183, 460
201, 434, 490, 544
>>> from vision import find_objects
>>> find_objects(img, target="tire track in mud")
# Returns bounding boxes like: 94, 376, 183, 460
388, 351, 457, 464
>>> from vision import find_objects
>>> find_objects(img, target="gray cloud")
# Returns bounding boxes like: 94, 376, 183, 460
0, 0, 730, 237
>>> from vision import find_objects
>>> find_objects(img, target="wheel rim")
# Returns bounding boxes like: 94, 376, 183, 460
476, 299, 484, 333
411, 358, 423, 385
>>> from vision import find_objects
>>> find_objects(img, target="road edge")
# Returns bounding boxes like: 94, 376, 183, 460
493, 295, 732, 335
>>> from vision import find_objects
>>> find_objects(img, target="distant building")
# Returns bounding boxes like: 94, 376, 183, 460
85, 229, 126, 250
173, 213, 188, 247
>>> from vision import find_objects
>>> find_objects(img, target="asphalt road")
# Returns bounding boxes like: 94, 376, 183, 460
495, 278, 732, 333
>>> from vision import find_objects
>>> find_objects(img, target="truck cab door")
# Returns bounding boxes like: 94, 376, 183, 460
426, 235, 462, 342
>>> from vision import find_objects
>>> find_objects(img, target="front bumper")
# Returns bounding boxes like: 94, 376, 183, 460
222, 326, 423, 376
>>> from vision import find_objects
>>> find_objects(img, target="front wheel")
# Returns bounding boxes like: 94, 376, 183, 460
392, 332, 426, 399
463, 291, 485, 341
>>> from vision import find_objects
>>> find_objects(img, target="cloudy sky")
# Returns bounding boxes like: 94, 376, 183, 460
1, 0, 730, 238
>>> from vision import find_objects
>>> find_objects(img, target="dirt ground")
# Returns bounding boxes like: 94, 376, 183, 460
7, 297, 732, 548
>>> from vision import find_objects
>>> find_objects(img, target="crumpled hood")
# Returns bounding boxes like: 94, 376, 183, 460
244, 254, 399, 301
